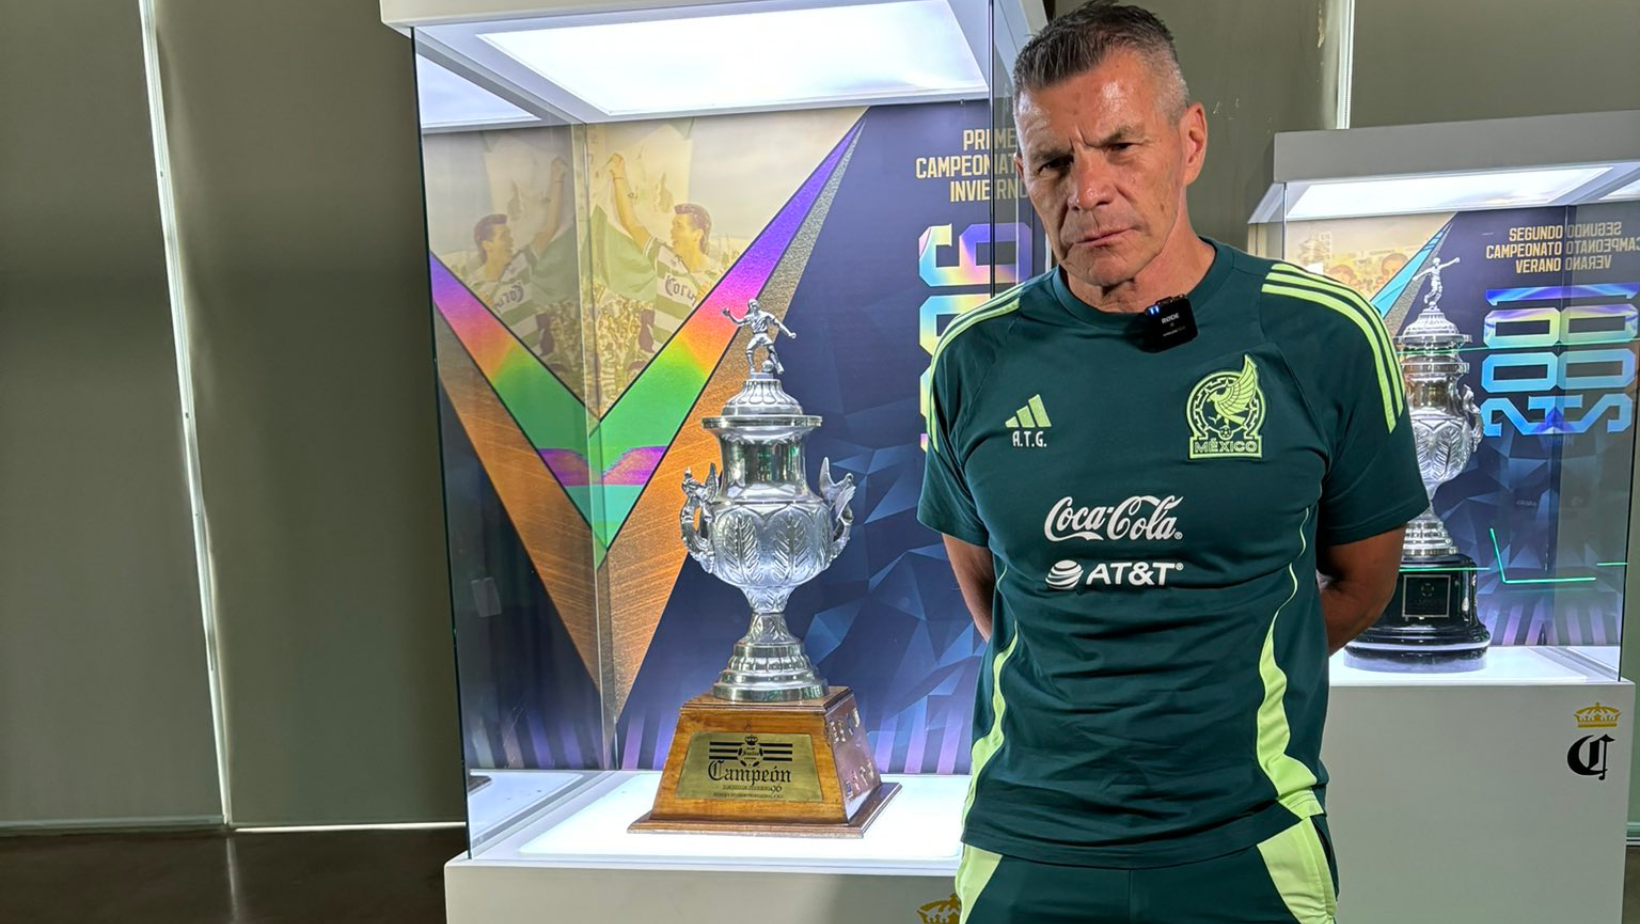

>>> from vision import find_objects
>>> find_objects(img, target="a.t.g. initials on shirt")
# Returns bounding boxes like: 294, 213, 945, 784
1005, 394, 1052, 448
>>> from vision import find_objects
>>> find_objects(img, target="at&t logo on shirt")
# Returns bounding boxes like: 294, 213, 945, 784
1047, 559, 1184, 589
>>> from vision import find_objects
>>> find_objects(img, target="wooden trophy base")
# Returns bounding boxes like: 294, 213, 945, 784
630, 687, 899, 838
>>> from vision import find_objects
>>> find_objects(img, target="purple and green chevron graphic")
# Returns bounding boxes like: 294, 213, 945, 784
429, 120, 863, 561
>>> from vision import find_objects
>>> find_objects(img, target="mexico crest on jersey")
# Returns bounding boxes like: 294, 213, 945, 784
1187, 355, 1265, 459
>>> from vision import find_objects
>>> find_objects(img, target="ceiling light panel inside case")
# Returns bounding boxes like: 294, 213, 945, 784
1285, 167, 1611, 221
477, 0, 987, 118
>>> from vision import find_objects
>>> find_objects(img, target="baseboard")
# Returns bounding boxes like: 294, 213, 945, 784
0, 815, 224, 835
234, 821, 465, 833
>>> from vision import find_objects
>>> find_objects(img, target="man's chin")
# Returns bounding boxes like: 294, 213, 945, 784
1061, 254, 1138, 292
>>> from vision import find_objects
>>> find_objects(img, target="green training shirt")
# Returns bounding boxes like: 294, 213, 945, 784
645, 237, 722, 329
918, 239, 1426, 868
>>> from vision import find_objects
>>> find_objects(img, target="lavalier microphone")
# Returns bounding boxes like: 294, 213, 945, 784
1136, 295, 1196, 352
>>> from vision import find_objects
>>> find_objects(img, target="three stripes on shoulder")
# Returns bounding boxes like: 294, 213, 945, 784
1262, 264, 1404, 433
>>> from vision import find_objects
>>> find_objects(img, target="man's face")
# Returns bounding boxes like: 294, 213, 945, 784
671, 213, 702, 253
484, 223, 514, 262
1014, 49, 1206, 290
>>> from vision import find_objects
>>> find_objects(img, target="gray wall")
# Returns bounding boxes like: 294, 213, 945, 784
0, 0, 220, 826
1352, 0, 1640, 128
153, 0, 463, 825
1126, 0, 1343, 244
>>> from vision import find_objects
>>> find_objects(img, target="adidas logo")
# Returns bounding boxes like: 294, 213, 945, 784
1006, 395, 1051, 448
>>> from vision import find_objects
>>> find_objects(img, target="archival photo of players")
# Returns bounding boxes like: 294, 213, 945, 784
421, 109, 861, 415
1282, 213, 1450, 300
421, 126, 586, 394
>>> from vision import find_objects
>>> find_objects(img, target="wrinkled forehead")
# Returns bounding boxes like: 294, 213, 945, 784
1014, 52, 1171, 144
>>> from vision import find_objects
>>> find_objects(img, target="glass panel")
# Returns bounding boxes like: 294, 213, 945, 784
990, 0, 1043, 289
1557, 193, 1640, 678
415, 35, 606, 857
412, 2, 1016, 857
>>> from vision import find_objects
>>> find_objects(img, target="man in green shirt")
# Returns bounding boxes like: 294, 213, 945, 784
918, 4, 1426, 922
608, 153, 724, 346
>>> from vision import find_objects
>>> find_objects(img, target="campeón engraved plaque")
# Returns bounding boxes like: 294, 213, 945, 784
674, 733, 824, 803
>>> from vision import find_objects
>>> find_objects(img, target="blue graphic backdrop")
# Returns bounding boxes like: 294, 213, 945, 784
1399, 203, 1640, 647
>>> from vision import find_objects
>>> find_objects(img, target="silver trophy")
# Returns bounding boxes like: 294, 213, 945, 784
680, 299, 854, 702
1347, 257, 1491, 670
1401, 258, 1482, 559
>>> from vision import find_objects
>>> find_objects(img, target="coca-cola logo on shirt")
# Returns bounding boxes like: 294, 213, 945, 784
1043, 495, 1184, 542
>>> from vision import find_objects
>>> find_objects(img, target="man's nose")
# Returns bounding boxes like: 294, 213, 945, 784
1068, 156, 1115, 211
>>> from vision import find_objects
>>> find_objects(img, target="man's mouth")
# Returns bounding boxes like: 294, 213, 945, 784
1070, 228, 1132, 248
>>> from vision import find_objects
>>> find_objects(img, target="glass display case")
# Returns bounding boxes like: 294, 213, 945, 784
1249, 111, 1640, 684
397, 0, 1045, 876
1245, 112, 1637, 924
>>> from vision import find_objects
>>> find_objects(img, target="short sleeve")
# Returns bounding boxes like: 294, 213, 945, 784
1318, 333, 1429, 547
918, 355, 989, 547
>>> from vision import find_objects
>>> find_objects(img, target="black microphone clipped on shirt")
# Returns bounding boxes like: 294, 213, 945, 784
1135, 295, 1197, 352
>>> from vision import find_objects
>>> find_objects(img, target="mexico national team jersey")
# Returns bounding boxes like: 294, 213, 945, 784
918, 239, 1427, 868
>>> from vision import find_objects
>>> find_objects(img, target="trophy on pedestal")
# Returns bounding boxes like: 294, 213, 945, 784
631, 299, 898, 836
1345, 257, 1492, 671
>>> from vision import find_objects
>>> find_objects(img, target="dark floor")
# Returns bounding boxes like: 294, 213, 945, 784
0, 827, 464, 923
0, 830, 1637, 922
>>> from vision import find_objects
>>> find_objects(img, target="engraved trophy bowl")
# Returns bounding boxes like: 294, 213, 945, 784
681, 309, 854, 703
1346, 258, 1491, 672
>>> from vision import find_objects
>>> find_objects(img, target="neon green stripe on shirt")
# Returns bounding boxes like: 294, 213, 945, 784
1254, 507, 1321, 809
1261, 282, 1398, 432
1268, 266, 1404, 415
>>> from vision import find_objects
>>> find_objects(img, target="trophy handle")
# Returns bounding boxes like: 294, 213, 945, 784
819, 458, 855, 559
1461, 384, 1482, 454
681, 465, 717, 573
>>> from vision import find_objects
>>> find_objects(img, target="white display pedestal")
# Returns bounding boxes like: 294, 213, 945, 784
1324, 648, 1632, 923
447, 648, 1631, 924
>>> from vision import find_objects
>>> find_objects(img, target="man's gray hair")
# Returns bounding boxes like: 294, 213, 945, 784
1013, 1, 1190, 118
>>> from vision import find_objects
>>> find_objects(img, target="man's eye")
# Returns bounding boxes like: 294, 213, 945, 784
1110, 142, 1136, 152
1037, 157, 1071, 174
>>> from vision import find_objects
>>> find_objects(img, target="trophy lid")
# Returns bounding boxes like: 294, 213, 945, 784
1396, 305, 1469, 351
720, 372, 805, 417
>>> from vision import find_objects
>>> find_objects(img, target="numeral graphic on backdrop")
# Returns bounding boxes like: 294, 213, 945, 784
1477, 287, 1640, 436
917, 222, 1034, 446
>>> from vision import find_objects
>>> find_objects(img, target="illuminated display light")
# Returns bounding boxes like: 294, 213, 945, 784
478, 0, 987, 118
1285, 167, 1610, 221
